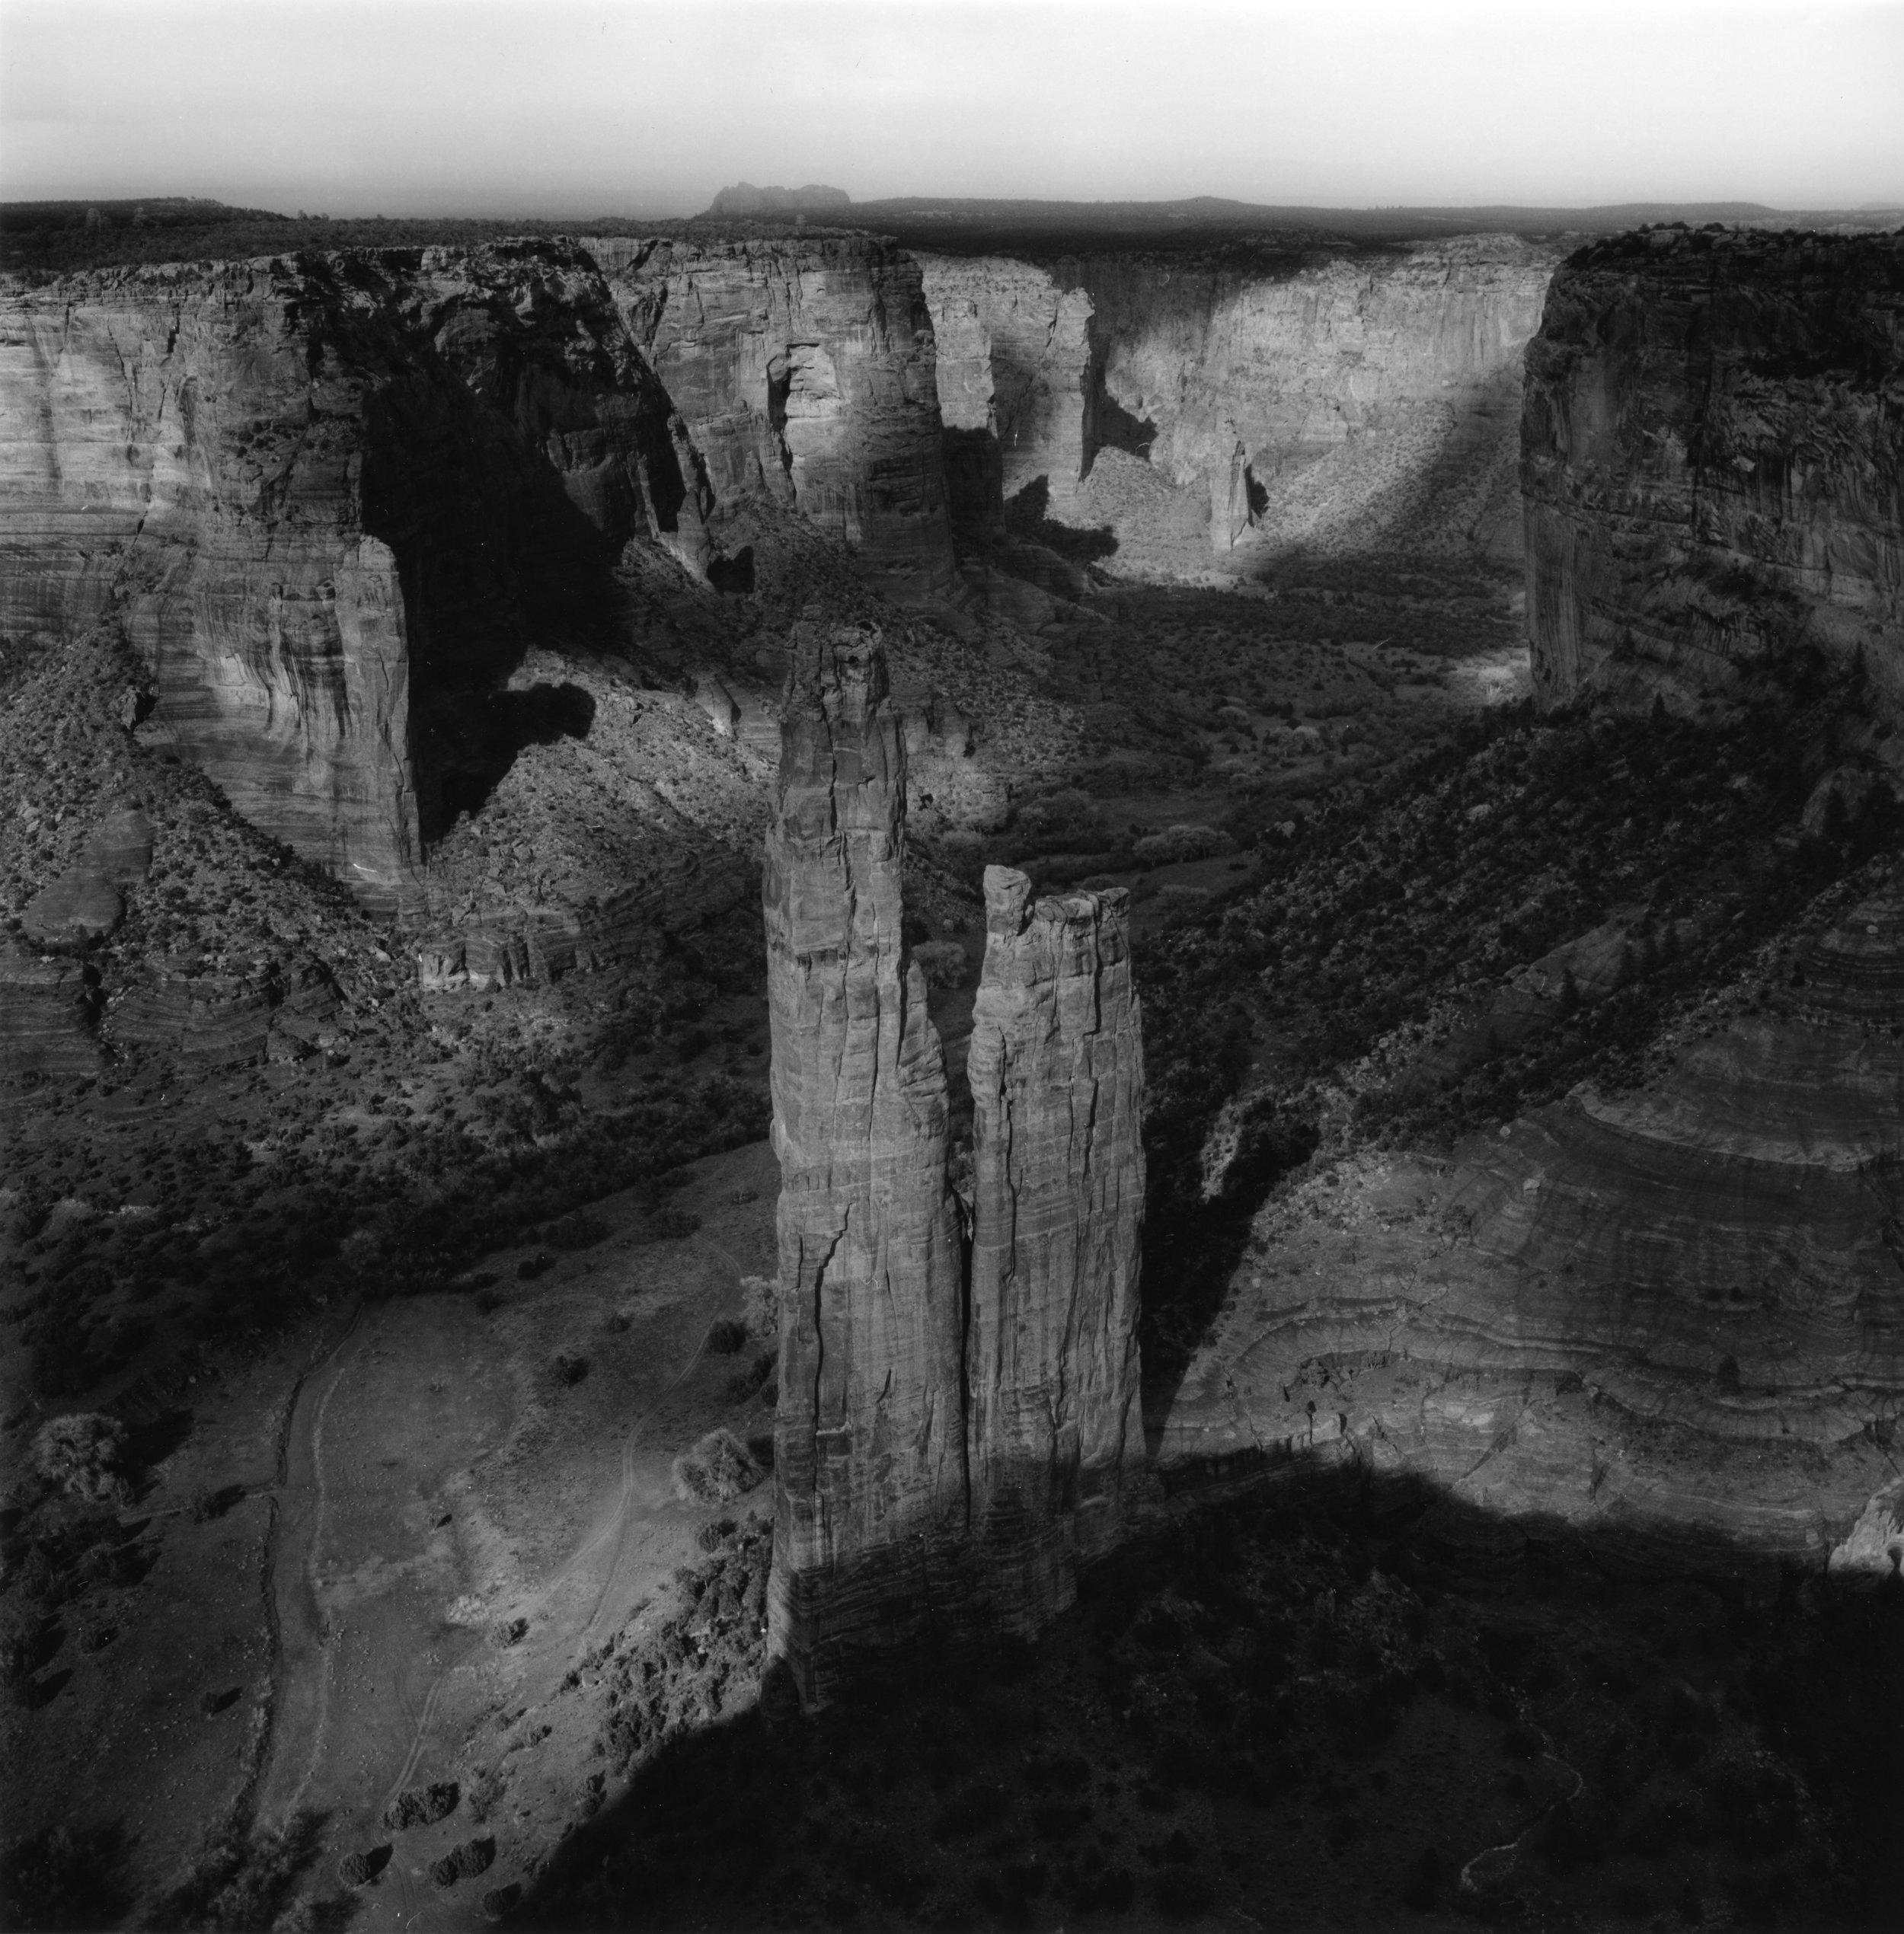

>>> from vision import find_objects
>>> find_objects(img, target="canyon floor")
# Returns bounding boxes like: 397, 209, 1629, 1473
5, 446, 1899, 1934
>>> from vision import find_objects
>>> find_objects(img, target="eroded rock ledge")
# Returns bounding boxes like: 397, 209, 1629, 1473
765, 624, 1144, 1703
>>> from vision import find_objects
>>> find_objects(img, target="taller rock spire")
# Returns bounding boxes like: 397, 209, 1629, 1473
763, 621, 969, 1703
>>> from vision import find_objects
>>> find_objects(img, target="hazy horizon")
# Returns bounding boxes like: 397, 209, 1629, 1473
2, 0, 1899, 219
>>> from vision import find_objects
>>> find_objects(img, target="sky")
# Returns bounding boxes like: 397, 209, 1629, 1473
1, 0, 1899, 217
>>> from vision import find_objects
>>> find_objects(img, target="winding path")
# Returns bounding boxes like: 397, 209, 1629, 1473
252, 1224, 758, 1925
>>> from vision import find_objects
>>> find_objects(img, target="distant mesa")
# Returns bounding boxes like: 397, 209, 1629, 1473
704, 181, 851, 218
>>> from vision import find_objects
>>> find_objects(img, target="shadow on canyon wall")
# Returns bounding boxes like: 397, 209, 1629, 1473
505, 1461, 1904, 1932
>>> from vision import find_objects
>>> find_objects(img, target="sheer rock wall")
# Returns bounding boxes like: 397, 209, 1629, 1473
966, 867, 1145, 1626
915, 254, 1094, 522
1072, 236, 1557, 554
0, 241, 710, 905
1522, 227, 1904, 726
605, 237, 957, 595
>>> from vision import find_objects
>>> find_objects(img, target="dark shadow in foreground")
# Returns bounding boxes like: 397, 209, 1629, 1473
508, 1463, 1902, 1932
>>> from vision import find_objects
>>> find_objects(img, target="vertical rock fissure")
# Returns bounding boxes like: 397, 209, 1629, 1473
766, 626, 1146, 1706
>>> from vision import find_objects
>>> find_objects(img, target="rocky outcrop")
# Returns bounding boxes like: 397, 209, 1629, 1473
0, 939, 101, 1077
966, 867, 1145, 1625
705, 184, 851, 219
1162, 879, 1904, 1561
764, 620, 970, 1699
0, 242, 711, 905
916, 255, 1094, 522
1062, 237, 1557, 554
1522, 227, 1904, 726
605, 238, 955, 595
765, 631, 1147, 1703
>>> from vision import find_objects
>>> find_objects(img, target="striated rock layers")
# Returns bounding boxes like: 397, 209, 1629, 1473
1071, 236, 1559, 554
0, 241, 711, 903
1163, 881, 1904, 1562
916, 254, 1094, 523
766, 625, 1144, 1704
966, 869, 1146, 1611
605, 238, 956, 595
1523, 227, 1904, 726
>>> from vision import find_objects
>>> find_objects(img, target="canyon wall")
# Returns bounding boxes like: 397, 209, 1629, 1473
916, 254, 1094, 522
1164, 879, 1904, 1562
765, 632, 1147, 1702
1523, 227, 1904, 725
0, 241, 711, 903
604, 237, 956, 595
763, 620, 970, 1700
966, 867, 1145, 1624
1069, 236, 1559, 554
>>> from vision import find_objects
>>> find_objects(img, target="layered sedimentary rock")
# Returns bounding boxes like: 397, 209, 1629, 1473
916, 255, 1094, 522
1065, 236, 1558, 554
765, 633, 1147, 1701
966, 867, 1145, 1624
0, 242, 711, 902
764, 621, 970, 1699
1163, 881, 1904, 1559
1522, 227, 1904, 724
605, 238, 955, 594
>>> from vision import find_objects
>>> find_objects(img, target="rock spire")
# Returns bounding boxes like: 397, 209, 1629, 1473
966, 867, 1146, 1625
765, 627, 1146, 1704
763, 621, 970, 1700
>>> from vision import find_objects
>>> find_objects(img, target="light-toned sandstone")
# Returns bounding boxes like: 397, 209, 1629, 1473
605, 238, 955, 595
763, 620, 968, 1703
966, 867, 1145, 1626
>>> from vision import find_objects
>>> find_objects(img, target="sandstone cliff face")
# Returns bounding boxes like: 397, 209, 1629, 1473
0, 242, 710, 904
966, 867, 1145, 1625
1163, 881, 1904, 1559
605, 238, 956, 595
1522, 228, 1904, 727
1069, 237, 1557, 554
765, 635, 1146, 1701
764, 621, 969, 1699
916, 255, 1094, 522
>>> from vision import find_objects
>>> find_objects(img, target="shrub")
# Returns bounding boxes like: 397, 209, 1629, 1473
551, 1353, 588, 1387
727, 1353, 775, 1402
912, 940, 970, 990
638, 1205, 701, 1243
383, 1782, 458, 1831
672, 1428, 764, 1504
465, 1766, 506, 1825
482, 1881, 522, 1920
430, 1837, 494, 1888
31, 1413, 129, 1503
1133, 823, 1231, 868
706, 1319, 748, 1355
